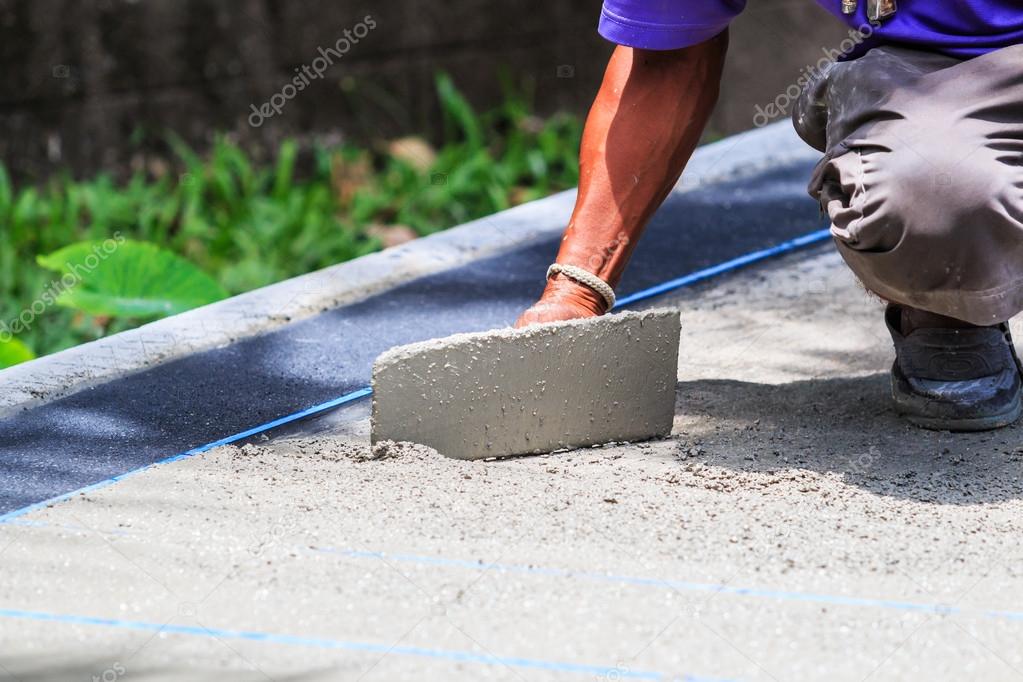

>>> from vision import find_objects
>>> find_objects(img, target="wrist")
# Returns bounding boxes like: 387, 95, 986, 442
546, 263, 616, 310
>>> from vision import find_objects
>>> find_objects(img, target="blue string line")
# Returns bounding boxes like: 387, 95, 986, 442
615, 228, 832, 307
0, 607, 697, 680
312, 546, 1023, 622
0, 388, 372, 523
0, 228, 831, 525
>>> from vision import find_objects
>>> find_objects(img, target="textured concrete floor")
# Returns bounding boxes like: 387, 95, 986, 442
3, 246, 1023, 681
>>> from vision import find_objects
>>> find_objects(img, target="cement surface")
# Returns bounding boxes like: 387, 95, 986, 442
0, 156, 824, 516
371, 310, 680, 459
4, 247, 1023, 681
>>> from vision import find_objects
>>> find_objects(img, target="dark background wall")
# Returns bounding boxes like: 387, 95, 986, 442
0, 0, 847, 182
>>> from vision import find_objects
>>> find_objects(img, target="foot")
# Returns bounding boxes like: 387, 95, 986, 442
886, 305, 1023, 431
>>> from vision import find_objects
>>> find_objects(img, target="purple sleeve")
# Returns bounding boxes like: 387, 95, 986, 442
598, 0, 746, 50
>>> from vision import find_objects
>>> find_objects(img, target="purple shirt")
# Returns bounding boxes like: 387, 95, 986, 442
598, 0, 1023, 57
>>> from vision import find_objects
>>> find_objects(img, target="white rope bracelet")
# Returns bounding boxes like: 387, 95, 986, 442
546, 263, 616, 310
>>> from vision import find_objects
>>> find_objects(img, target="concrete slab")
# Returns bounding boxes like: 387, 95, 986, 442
4, 248, 1023, 681
371, 309, 681, 459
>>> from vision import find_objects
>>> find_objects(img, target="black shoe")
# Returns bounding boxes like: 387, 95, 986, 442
886, 305, 1023, 431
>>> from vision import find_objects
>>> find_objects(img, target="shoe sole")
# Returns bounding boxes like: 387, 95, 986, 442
898, 391, 1023, 432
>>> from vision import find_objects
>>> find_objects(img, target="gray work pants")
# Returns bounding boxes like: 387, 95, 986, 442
793, 44, 1023, 325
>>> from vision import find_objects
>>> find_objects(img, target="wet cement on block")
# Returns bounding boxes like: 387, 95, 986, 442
371, 309, 681, 459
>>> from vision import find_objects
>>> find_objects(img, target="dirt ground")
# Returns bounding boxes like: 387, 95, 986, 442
2, 246, 1023, 681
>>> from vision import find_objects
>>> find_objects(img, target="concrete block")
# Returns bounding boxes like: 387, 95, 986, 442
371, 309, 681, 459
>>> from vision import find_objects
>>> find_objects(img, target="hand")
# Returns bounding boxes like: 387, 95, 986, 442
514, 274, 607, 328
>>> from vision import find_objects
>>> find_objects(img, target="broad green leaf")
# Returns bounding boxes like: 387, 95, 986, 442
0, 337, 35, 369
36, 240, 228, 319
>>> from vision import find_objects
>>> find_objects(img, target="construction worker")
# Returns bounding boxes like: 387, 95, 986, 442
517, 1, 1023, 432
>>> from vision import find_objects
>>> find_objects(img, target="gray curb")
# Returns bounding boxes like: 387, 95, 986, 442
0, 121, 817, 415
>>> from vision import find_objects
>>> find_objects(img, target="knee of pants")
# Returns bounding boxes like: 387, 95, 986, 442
828, 138, 1023, 324
829, 141, 1023, 255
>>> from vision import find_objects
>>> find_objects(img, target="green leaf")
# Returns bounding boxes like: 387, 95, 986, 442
435, 73, 482, 150
0, 337, 35, 369
273, 140, 298, 199
0, 164, 12, 216
36, 239, 228, 319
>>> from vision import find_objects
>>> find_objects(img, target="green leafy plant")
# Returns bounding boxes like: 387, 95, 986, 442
37, 240, 228, 319
0, 74, 584, 361
0, 337, 35, 369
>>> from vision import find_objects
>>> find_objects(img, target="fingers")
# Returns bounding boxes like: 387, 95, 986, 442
514, 301, 600, 328
514, 305, 553, 328
513, 311, 538, 328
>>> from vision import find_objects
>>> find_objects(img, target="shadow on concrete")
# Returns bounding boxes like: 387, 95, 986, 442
676, 374, 1023, 505
0, 655, 334, 681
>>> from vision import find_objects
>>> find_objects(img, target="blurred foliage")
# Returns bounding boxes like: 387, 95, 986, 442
0, 337, 34, 367
37, 239, 228, 318
0, 74, 583, 365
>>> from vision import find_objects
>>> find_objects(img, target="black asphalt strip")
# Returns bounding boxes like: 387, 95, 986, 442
0, 161, 828, 515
